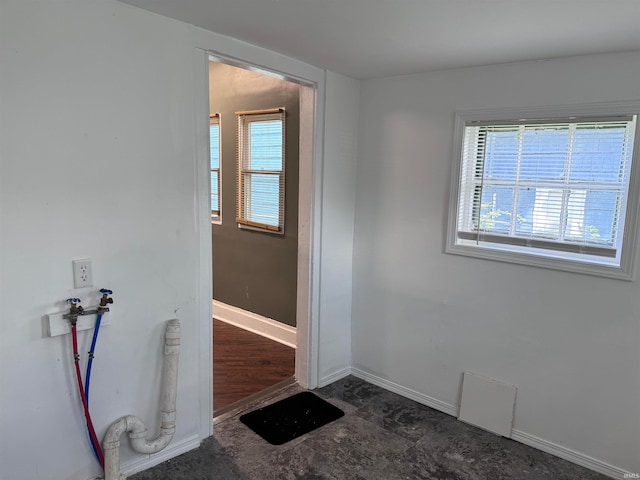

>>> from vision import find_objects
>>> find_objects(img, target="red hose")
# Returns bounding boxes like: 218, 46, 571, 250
72, 324, 105, 468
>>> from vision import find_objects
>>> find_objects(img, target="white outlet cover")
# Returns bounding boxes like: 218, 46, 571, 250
72, 258, 93, 288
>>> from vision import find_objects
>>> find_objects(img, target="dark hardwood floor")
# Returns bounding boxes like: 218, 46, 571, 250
213, 318, 295, 414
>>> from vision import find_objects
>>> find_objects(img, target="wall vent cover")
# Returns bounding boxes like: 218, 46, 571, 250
458, 371, 516, 437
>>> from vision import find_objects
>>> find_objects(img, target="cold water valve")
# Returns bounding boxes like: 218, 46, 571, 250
98, 288, 114, 312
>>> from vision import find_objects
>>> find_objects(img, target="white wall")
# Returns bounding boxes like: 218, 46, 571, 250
318, 71, 359, 385
0, 3, 200, 479
0, 1, 356, 479
352, 51, 640, 475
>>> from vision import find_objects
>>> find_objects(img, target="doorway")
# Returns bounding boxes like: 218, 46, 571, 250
208, 58, 308, 417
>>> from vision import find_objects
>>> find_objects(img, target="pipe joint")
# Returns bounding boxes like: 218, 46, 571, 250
161, 410, 176, 420
103, 320, 180, 480
128, 430, 147, 440
164, 345, 179, 355
103, 439, 121, 450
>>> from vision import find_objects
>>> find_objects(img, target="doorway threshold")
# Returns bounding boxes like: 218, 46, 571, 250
213, 377, 297, 425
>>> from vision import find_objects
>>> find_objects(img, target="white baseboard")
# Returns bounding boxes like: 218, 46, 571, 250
349, 368, 629, 480
510, 430, 633, 480
212, 300, 297, 348
351, 367, 458, 416
319, 366, 352, 387
121, 434, 201, 478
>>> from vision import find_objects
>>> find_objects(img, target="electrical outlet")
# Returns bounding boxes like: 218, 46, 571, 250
72, 258, 93, 288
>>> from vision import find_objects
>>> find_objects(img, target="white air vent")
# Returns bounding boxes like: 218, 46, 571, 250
458, 371, 516, 437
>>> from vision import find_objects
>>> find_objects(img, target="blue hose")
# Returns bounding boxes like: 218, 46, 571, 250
85, 312, 103, 464
85, 312, 102, 405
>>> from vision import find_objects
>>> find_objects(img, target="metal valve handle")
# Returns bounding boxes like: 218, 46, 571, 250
99, 289, 114, 309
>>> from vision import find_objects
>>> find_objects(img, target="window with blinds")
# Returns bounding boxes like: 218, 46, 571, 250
236, 109, 285, 233
448, 104, 640, 279
210, 114, 221, 222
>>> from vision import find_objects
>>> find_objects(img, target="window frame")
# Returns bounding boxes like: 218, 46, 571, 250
236, 108, 286, 234
446, 101, 640, 280
210, 113, 222, 225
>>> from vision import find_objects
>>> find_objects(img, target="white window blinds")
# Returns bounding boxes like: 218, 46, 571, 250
456, 115, 637, 261
210, 114, 220, 219
236, 109, 285, 233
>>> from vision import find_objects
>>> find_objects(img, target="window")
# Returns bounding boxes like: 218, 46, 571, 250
236, 108, 285, 233
447, 103, 640, 279
210, 114, 221, 222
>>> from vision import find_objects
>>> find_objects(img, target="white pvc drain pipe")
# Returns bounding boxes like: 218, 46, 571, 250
103, 319, 180, 480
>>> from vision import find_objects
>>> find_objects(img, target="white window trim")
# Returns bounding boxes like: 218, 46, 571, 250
210, 113, 222, 225
446, 101, 640, 280
236, 108, 286, 235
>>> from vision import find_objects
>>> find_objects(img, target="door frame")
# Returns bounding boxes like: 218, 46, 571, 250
193, 45, 325, 438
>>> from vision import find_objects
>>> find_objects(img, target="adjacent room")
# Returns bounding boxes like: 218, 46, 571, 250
1, 1, 639, 479
209, 60, 301, 415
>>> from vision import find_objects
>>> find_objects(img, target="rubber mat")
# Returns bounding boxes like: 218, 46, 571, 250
239, 391, 344, 445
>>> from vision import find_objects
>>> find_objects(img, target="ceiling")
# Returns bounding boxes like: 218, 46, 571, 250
117, 0, 640, 79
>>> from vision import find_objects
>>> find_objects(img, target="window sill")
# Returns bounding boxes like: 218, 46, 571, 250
237, 222, 284, 235
445, 240, 635, 281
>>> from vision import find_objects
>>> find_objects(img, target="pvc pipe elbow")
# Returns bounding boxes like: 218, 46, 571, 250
103, 417, 128, 449
130, 433, 172, 454
103, 320, 181, 479
103, 417, 129, 480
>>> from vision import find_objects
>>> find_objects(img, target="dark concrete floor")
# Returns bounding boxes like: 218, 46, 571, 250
130, 376, 607, 480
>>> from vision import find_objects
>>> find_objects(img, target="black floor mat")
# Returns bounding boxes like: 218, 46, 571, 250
239, 391, 344, 445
